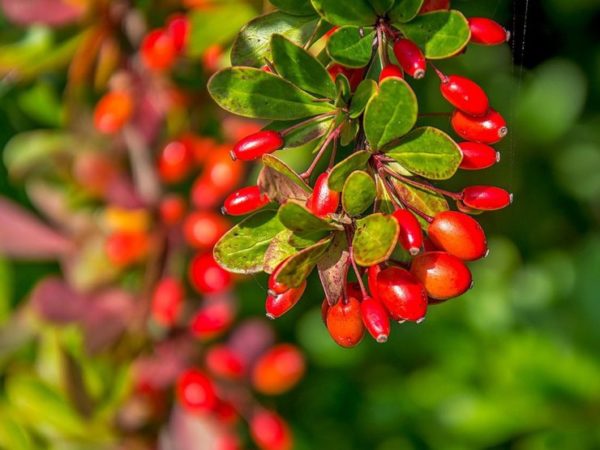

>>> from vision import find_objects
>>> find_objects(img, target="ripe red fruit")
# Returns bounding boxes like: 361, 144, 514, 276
379, 64, 404, 82
157, 139, 195, 183
183, 211, 230, 250
250, 410, 292, 450
151, 277, 184, 327
376, 267, 428, 322
105, 231, 148, 267
327, 64, 365, 90
176, 369, 218, 414
140, 28, 177, 71
428, 211, 487, 261
202, 147, 245, 193
265, 281, 307, 319
419, 0, 450, 13
205, 345, 245, 380
159, 195, 186, 226
440, 75, 489, 117
189, 252, 232, 294
306, 171, 339, 217
392, 209, 423, 255
93, 91, 133, 134
468, 17, 510, 46
360, 296, 391, 343
326, 297, 364, 348
73, 152, 117, 196
346, 281, 363, 301
461, 185, 512, 210
252, 344, 305, 395
232, 131, 284, 161
166, 14, 189, 53
410, 251, 472, 300
223, 186, 270, 216
268, 260, 290, 295
458, 141, 499, 170
367, 265, 382, 300
393, 39, 426, 79
202, 44, 222, 72
189, 300, 234, 340
451, 109, 507, 144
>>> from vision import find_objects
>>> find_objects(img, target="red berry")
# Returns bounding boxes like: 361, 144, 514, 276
468, 17, 509, 46
105, 231, 148, 267
458, 141, 499, 170
392, 209, 423, 255
215, 433, 240, 450
141, 28, 177, 71
461, 185, 512, 210
189, 300, 234, 340
393, 39, 426, 79
252, 344, 305, 395
151, 277, 184, 327
159, 195, 186, 226
367, 265, 382, 300
410, 251, 472, 300
327, 64, 365, 90
223, 186, 270, 216
157, 139, 195, 183
419, 0, 450, 13
265, 281, 307, 319
176, 369, 217, 414
232, 131, 284, 161
250, 410, 292, 450
346, 281, 363, 301
202, 44, 222, 72
189, 252, 232, 294
202, 147, 245, 192
326, 297, 364, 348
325, 26, 340, 38
93, 91, 133, 134
205, 345, 245, 380
321, 298, 330, 324
268, 259, 290, 295
379, 64, 404, 82
183, 211, 230, 250
306, 171, 339, 218
360, 296, 391, 343
166, 14, 189, 53
428, 211, 487, 261
191, 177, 225, 210
451, 109, 507, 144
440, 75, 489, 117
376, 267, 428, 322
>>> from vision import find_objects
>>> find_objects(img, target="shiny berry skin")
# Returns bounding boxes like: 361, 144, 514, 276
265, 281, 306, 319
189, 300, 234, 340
151, 277, 184, 327
419, 0, 450, 13
159, 195, 186, 226
410, 251, 472, 300
93, 91, 133, 134
157, 139, 195, 183
367, 265, 382, 300
232, 131, 284, 161
205, 345, 245, 380
105, 231, 148, 267
468, 17, 510, 46
393, 39, 426, 79
461, 185, 512, 210
176, 369, 218, 414
252, 344, 305, 395
379, 64, 404, 82
327, 64, 365, 91
223, 186, 270, 216
183, 211, 229, 250
189, 252, 232, 294
140, 28, 177, 71
376, 267, 428, 322
428, 211, 487, 261
440, 75, 489, 117
166, 14, 189, 53
326, 297, 364, 348
360, 296, 391, 343
268, 259, 290, 295
250, 410, 292, 450
306, 171, 339, 217
458, 141, 499, 170
392, 209, 423, 255
451, 109, 507, 144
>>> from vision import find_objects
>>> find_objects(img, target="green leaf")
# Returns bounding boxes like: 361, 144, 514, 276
364, 77, 418, 149
352, 213, 399, 266
391, 178, 449, 225
18, 82, 64, 127
340, 119, 359, 146
326, 26, 376, 68
0, 410, 33, 450
385, 127, 462, 179
289, 229, 330, 248
310, 0, 377, 26
342, 171, 376, 216
231, 12, 322, 67
275, 238, 332, 288
208, 67, 336, 120
396, 10, 470, 59
263, 230, 299, 273
262, 154, 312, 192
266, 116, 334, 149
213, 211, 285, 274
0, 257, 12, 324
270, 0, 316, 15
368, 0, 395, 14
375, 176, 396, 214
328, 150, 371, 191
388, 0, 424, 23
317, 231, 350, 305
349, 79, 377, 118
271, 34, 337, 98
278, 200, 340, 232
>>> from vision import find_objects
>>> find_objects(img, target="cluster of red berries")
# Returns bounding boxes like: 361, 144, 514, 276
140, 14, 189, 71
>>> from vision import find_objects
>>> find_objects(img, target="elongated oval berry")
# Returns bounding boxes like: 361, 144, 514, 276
376, 267, 428, 322
189, 252, 232, 294
252, 344, 305, 395
410, 251, 472, 300
159, 195, 186, 226
250, 410, 292, 450
458, 141, 499, 170
367, 265, 382, 300
451, 109, 507, 144
265, 281, 307, 319
468, 17, 510, 46
189, 300, 234, 340
183, 211, 229, 250
379, 64, 404, 82
205, 345, 245, 380
326, 297, 364, 348
232, 131, 284, 161
141, 28, 177, 71
461, 185, 512, 210
93, 91, 133, 134
151, 277, 184, 327
420, 0, 450, 13
360, 296, 391, 343
268, 260, 290, 296
393, 39, 426, 79
158, 139, 195, 183
166, 14, 189, 53
306, 171, 339, 217
428, 211, 487, 261
223, 186, 270, 216
176, 368, 217, 414
392, 209, 423, 255
440, 75, 489, 117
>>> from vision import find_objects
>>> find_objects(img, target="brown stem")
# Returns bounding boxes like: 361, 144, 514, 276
280, 111, 336, 137
300, 123, 343, 180
382, 167, 461, 200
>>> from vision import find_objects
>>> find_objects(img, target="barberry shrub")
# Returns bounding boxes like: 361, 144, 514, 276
210, 0, 512, 346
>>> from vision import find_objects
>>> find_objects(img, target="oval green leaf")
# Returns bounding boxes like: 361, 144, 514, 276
388, 0, 424, 23
352, 213, 399, 266
311, 0, 377, 26
278, 200, 340, 232
391, 178, 449, 226
326, 26, 376, 68
270, 0, 316, 15
266, 115, 334, 149
349, 79, 377, 118
275, 238, 332, 288
368, 0, 395, 14
342, 170, 376, 216
328, 150, 371, 191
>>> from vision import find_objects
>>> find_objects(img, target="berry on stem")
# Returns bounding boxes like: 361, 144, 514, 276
166, 14, 189, 53
176, 369, 218, 414
189, 252, 232, 294
252, 344, 305, 395
379, 64, 404, 82
393, 39, 426, 79
93, 91, 133, 134
141, 28, 177, 71
451, 109, 507, 144
157, 139, 195, 183
326, 296, 364, 348
189, 300, 234, 340
223, 186, 270, 216
360, 296, 391, 343
461, 185, 512, 210
183, 211, 229, 250
376, 267, 428, 322
265, 281, 307, 319
392, 209, 423, 255
440, 75, 489, 117
250, 410, 292, 450
468, 17, 510, 46
458, 141, 499, 170
428, 211, 487, 261
205, 345, 245, 380
306, 171, 339, 218
410, 251, 472, 300
151, 277, 184, 327
232, 131, 284, 161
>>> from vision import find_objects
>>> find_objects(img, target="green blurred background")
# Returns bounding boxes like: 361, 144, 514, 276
2, 0, 600, 449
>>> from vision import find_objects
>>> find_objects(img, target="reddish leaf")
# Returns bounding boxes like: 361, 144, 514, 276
228, 318, 275, 366
30, 277, 84, 323
0, 0, 84, 26
317, 231, 350, 305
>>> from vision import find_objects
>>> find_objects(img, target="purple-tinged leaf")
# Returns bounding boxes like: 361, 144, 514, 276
227, 319, 275, 366
0, 0, 84, 26
317, 231, 350, 305
30, 277, 85, 323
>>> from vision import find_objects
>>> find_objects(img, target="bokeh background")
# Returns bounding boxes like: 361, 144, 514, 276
2, 0, 600, 449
